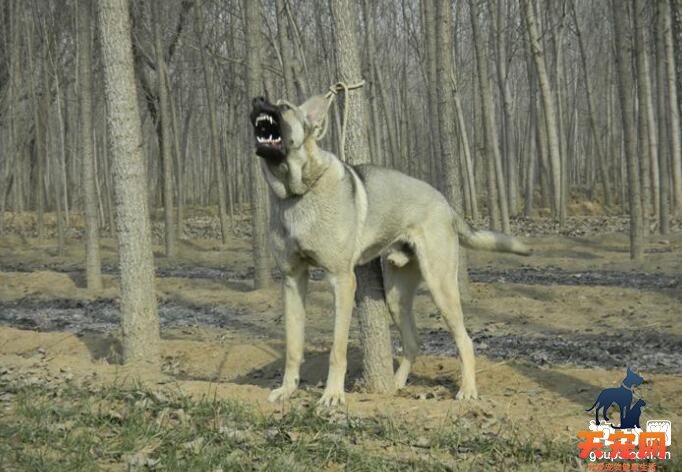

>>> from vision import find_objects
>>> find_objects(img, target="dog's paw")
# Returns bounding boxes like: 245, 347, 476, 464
318, 389, 346, 408
268, 385, 297, 403
393, 369, 410, 390
456, 386, 478, 400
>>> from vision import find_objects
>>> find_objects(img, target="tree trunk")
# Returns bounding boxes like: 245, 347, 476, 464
152, 0, 176, 258
633, 0, 654, 231
194, 4, 229, 245
244, 0, 272, 289
661, 0, 682, 211
330, 0, 395, 394
521, 0, 564, 224
571, 2, 613, 208
435, 0, 470, 299
657, 0, 672, 233
611, 0, 644, 260
470, 0, 510, 234
98, 0, 160, 370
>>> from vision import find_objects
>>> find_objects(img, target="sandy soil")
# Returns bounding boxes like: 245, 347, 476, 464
0, 213, 680, 463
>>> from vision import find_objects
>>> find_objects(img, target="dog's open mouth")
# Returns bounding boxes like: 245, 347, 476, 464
251, 97, 286, 162
254, 113, 282, 149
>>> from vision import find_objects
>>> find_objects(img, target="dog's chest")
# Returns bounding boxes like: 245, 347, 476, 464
273, 197, 347, 265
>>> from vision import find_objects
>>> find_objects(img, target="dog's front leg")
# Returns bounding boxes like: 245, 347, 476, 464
319, 272, 356, 407
268, 265, 308, 403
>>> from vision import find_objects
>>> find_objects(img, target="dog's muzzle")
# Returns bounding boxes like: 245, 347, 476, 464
250, 96, 286, 162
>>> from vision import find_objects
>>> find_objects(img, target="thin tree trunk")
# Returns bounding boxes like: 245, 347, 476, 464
661, 0, 682, 211
571, 3, 613, 208
633, 0, 653, 232
244, 0, 272, 289
611, 0, 644, 260
194, 4, 229, 245
470, 0, 510, 234
521, 0, 564, 224
98, 0, 160, 370
657, 0, 672, 233
152, 0, 176, 258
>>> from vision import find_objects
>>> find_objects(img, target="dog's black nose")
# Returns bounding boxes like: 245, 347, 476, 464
252, 96, 268, 107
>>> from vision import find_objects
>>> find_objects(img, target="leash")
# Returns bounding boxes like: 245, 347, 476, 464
323, 80, 366, 161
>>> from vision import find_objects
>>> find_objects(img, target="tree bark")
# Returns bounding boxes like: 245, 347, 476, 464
521, 0, 565, 224
194, 4, 230, 245
244, 0, 272, 290
661, 0, 682, 211
152, 0, 176, 258
330, 0, 395, 394
657, 0, 672, 233
470, 0, 510, 233
98, 0, 160, 370
611, 0, 644, 260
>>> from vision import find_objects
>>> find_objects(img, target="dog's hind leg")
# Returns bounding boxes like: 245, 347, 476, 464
383, 258, 421, 389
269, 264, 309, 403
413, 227, 478, 400
319, 271, 356, 407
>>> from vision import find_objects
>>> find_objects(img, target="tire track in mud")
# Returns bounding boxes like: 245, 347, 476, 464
1, 263, 679, 289
0, 299, 679, 373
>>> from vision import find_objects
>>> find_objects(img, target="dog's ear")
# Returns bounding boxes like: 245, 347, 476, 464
299, 95, 331, 128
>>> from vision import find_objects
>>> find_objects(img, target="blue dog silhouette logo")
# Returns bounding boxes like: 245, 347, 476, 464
586, 366, 644, 427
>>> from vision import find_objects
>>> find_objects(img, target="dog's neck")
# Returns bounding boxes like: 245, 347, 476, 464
621, 382, 635, 391
262, 138, 336, 199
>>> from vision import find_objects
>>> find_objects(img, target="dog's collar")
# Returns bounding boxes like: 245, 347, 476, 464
621, 382, 635, 391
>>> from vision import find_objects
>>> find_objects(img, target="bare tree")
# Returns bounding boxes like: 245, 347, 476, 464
470, 0, 510, 233
98, 0, 160, 370
611, 0, 644, 260
152, 0, 176, 258
78, 0, 102, 290
244, 0, 272, 289
521, 0, 565, 224
329, 0, 395, 394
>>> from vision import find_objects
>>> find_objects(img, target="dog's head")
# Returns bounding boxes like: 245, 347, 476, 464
624, 366, 644, 388
250, 95, 331, 163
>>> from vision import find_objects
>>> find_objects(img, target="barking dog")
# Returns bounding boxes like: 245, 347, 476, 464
250, 94, 531, 407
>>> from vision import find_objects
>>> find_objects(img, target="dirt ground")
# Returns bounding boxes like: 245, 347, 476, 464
0, 211, 680, 468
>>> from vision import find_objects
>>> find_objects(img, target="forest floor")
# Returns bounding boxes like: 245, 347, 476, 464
0, 210, 680, 471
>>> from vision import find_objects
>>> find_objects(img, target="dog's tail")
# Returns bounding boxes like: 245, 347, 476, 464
585, 400, 599, 412
454, 215, 531, 256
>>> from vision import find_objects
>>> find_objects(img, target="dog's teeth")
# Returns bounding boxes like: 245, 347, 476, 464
267, 115, 274, 124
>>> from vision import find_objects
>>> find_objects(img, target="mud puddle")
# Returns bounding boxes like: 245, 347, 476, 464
1, 300, 679, 373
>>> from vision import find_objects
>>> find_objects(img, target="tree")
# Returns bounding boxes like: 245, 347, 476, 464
193, 3, 230, 246
78, 0, 102, 290
521, 0, 565, 224
98, 0, 160, 370
611, 0, 644, 260
244, 0, 272, 289
152, 0, 176, 258
470, 0, 511, 234
329, 0, 395, 394
661, 0, 682, 212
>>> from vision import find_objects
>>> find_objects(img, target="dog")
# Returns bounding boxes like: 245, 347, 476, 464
586, 366, 644, 425
250, 94, 531, 407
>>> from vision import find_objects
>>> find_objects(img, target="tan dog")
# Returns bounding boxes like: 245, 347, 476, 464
250, 94, 530, 407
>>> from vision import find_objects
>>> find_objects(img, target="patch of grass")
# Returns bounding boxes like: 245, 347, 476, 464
0, 382, 579, 471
